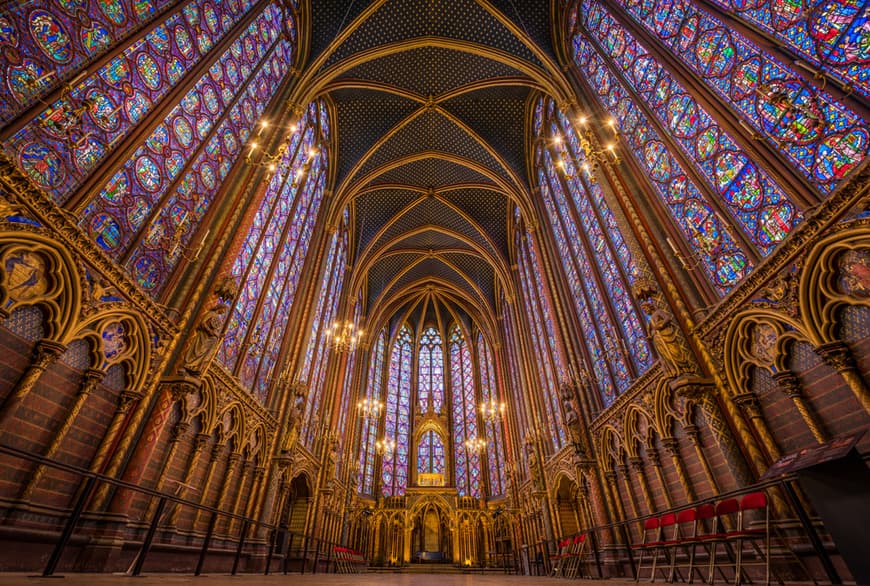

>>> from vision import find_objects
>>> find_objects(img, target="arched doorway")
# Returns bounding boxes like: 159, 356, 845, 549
409, 498, 453, 563
282, 474, 312, 535
554, 475, 581, 537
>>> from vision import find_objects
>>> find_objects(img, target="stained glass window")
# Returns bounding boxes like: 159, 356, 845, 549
299, 211, 349, 446
418, 326, 444, 414
0, 0, 184, 122
477, 332, 506, 497
5, 0, 266, 203
571, 2, 805, 265
417, 430, 445, 476
565, 38, 755, 293
701, 0, 870, 101
450, 323, 482, 498
382, 325, 412, 497
358, 328, 387, 495
217, 100, 328, 399
515, 229, 569, 446
591, 0, 868, 191
76, 2, 296, 295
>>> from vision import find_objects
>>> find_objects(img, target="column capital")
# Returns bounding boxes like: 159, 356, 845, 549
733, 392, 763, 419
772, 370, 803, 398
661, 437, 680, 456
814, 340, 855, 372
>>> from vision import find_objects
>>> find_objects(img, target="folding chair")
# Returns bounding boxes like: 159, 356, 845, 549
563, 534, 589, 579
550, 538, 572, 577
633, 517, 667, 582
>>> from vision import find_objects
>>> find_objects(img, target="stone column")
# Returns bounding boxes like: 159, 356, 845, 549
773, 371, 828, 444
143, 421, 189, 521
193, 442, 226, 530
21, 368, 103, 500
628, 457, 656, 514
214, 453, 243, 532
734, 392, 780, 461
619, 462, 644, 518
0, 340, 66, 429
648, 449, 673, 510
684, 424, 719, 494
662, 437, 696, 502
815, 340, 870, 416
166, 432, 210, 528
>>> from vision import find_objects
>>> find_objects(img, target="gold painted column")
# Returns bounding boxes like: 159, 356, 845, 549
20, 368, 104, 500
683, 424, 719, 494
648, 449, 674, 510
628, 457, 657, 514
165, 431, 211, 528
675, 383, 754, 485
772, 371, 828, 444
815, 340, 870, 416
214, 452, 242, 531
0, 340, 66, 429
192, 441, 225, 530
143, 421, 189, 521
662, 437, 696, 502
618, 462, 643, 519
733, 392, 781, 461
225, 459, 252, 536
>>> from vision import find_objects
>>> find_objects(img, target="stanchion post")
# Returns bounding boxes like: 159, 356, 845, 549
41, 475, 97, 577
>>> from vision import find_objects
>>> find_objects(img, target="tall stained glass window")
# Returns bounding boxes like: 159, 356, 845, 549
418, 326, 444, 414
6, 0, 269, 202
477, 332, 506, 497
450, 323, 482, 498
299, 213, 349, 447
382, 325, 412, 496
5, 1, 300, 299
417, 430, 446, 477
533, 99, 652, 404
217, 100, 329, 400
587, 0, 868, 192
515, 223, 569, 446
358, 328, 386, 495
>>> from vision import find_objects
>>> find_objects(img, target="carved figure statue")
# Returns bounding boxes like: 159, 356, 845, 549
282, 392, 306, 452
641, 300, 696, 378
179, 303, 228, 376
525, 439, 543, 491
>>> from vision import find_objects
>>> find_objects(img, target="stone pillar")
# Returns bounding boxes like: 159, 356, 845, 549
193, 442, 226, 530
628, 457, 656, 515
734, 392, 780, 461
166, 432, 210, 528
648, 448, 673, 510
815, 340, 870, 416
684, 424, 719, 494
773, 371, 828, 444
21, 368, 104, 500
143, 421, 189, 521
662, 437, 696, 502
0, 340, 66, 429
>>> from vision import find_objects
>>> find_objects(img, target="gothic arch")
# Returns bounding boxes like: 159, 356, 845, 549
0, 231, 80, 341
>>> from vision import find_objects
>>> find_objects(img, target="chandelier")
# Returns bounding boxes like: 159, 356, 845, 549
357, 397, 383, 419
465, 437, 487, 453
375, 437, 396, 456
480, 399, 505, 422
326, 320, 363, 353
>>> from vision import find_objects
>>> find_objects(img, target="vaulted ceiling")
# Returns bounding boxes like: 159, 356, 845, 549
295, 0, 567, 334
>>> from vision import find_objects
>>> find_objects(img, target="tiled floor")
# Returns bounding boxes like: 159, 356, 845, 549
0, 573, 625, 585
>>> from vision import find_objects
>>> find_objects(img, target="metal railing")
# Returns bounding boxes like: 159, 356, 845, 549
0, 442, 358, 576
509, 475, 842, 582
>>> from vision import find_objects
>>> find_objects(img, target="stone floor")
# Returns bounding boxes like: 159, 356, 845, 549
0, 573, 624, 585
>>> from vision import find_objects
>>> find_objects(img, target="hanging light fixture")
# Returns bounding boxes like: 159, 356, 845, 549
326, 320, 363, 353
480, 399, 506, 423
375, 437, 396, 456
465, 437, 487, 453
357, 397, 384, 419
